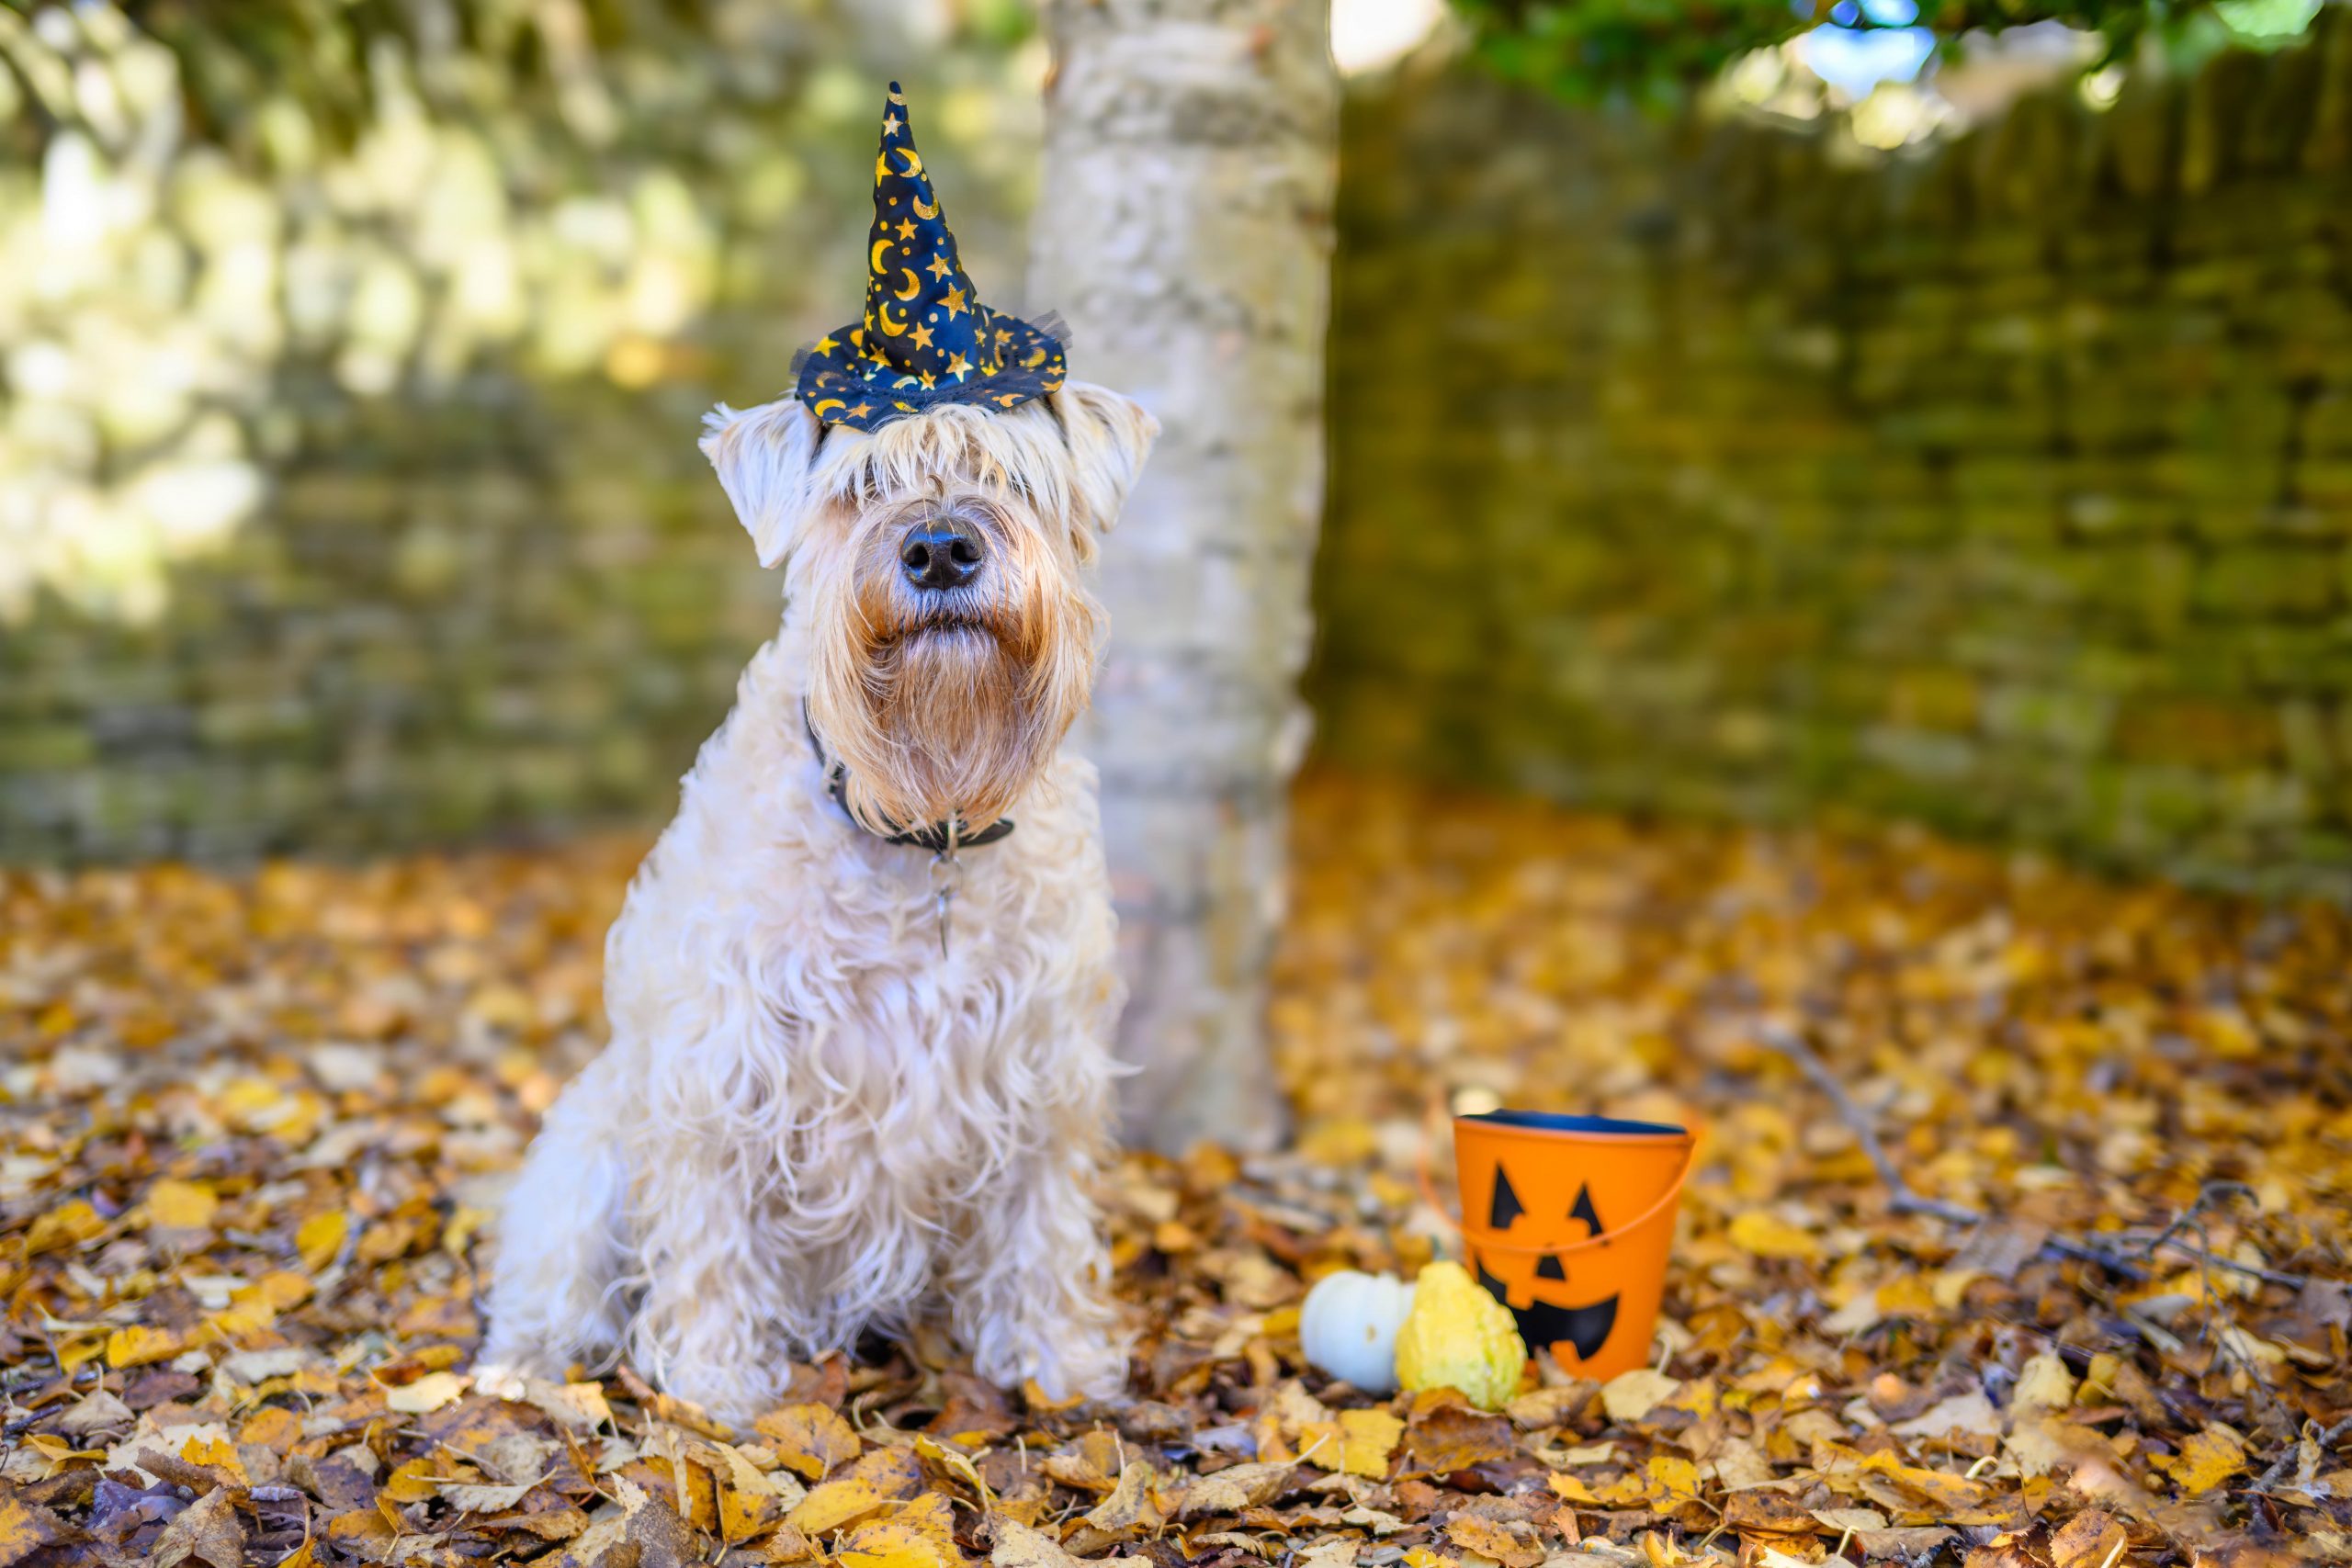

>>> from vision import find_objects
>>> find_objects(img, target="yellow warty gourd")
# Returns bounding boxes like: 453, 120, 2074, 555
1392, 1259, 1527, 1411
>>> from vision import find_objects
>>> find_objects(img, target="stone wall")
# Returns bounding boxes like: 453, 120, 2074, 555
16, 17, 2352, 885
0, 12, 1040, 864
1314, 17, 2352, 898
0, 377, 777, 860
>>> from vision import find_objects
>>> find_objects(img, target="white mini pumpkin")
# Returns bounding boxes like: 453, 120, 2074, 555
1299, 1269, 1416, 1394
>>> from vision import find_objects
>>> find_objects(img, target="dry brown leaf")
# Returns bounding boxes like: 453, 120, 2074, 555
1723, 1492, 1815, 1540
2047, 1509, 2127, 1568
151, 1485, 243, 1568
1600, 1370, 1680, 1425
1178, 1461, 1296, 1518
2010, 1352, 2077, 1416
839, 1494, 964, 1568
1807, 1507, 1886, 1535
1070, 1461, 1164, 1547
384, 1371, 469, 1414
757, 1404, 862, 1481
1446, 1516, 1541, 1568
991, 1517, 1085, 1568
1297, 1540, 1362, 1568
616, 1472, 699, 1568
442, 1479, 537, 1513
0, 1489, 68, 1568
1406, 1395, 1517, 1473
1893, 1392, 2001, 1441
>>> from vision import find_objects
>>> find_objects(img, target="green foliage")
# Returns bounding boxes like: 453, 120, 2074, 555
108, 0, 793, 152
1444, 0, 2232, 103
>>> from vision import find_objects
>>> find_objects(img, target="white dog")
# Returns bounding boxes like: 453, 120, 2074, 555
479, 384, 1156, 1424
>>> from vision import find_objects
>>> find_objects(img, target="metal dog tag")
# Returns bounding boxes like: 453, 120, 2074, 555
929, 822, 963, 957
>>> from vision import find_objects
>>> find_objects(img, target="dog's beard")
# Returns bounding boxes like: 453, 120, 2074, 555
806, 518, 1095, 833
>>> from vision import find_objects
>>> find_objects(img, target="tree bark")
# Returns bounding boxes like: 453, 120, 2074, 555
1030, 1, 1337, 1155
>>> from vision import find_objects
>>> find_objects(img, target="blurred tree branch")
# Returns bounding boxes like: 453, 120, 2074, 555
1446, 0, 2237, 105
1756, 1023, 2314, 1289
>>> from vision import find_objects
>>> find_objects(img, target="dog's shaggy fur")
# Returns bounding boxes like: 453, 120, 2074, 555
478, 383, 1158, 1424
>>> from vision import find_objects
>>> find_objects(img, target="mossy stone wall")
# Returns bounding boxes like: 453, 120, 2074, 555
1314, 18, 2352, 897
0, 379, 776, 861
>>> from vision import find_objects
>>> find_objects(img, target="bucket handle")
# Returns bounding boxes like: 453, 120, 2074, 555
1415, 1099, 1699, 1260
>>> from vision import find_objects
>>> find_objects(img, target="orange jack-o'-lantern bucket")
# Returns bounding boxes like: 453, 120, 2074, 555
1453, 1111, 1692, 1382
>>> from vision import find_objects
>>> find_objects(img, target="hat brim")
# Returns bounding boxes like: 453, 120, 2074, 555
795, 313, 1067, 432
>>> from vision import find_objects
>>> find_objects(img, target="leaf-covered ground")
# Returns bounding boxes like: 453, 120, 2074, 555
0, 774, 2346, 1567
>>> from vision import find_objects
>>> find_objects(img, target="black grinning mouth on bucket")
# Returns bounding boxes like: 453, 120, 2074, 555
1461, 1110, 1688, 1137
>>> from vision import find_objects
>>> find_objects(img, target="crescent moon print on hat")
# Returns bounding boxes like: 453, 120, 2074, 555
794, 82, 1069, 432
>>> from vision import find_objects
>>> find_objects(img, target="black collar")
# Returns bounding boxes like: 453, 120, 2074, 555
801, 701, 1015, 853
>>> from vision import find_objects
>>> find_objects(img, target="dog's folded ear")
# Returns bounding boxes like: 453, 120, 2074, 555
1050, 380, 1159, 536
700, 398, 820, 568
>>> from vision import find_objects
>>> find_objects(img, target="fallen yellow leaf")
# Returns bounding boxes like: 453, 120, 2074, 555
1298, 1407, 1404, 1479
838, 1495, 961, 1568
1855, 1450, 1987, 1510
382, 1371, 469, 1414
380, 1457, 447, 1504
1645, 1453, 1702, 1506
2155, 1426, 2245, 1495
0, 1491, 66, 1561
179, 1431, 250, 1484
914, 1433, 991, 1503
25, 1200, 106, 1256
756, 1402, 862, 1481
2010, 1349, 2076, 1415
1445, 1517, 1539, 1567
990, 1517, 1082, 1568
1727, 1211, 1819, 1260
1600, 1368, 1681, 1424
105, 1324, 182, 1369
296, 1209, 349, 1272
145, 1179, 220, 1231
788, 1476, 890, 1536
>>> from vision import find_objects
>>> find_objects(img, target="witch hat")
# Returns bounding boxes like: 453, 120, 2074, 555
795, 83, 1068, 433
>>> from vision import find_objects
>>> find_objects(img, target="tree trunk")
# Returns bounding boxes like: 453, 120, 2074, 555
1030, 1, 1337, 1155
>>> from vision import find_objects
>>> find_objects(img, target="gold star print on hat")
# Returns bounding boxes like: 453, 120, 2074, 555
794, 83, 1068, 431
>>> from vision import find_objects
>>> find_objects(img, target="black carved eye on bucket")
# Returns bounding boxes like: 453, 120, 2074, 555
1475, 1162, 1620, 1361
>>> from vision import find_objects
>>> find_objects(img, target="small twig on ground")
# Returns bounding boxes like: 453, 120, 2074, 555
2134, 1180, 2258, 1264
2252, 1414, 2352, 1494
1757, 1023, 1983, 1226
2110, 1180, 2311, 1289
2036, 1234, 2155, 1282
2184, 1200, 2289, 1423
2115, 1237, 2309, 1290
1757, 1024, 2307, 1291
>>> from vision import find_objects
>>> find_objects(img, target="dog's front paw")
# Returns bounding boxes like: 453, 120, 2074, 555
472, 1329, 571, 1397
471, 1360, 535, 1403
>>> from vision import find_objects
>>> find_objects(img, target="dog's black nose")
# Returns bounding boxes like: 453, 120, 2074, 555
899, 517, 985, 592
